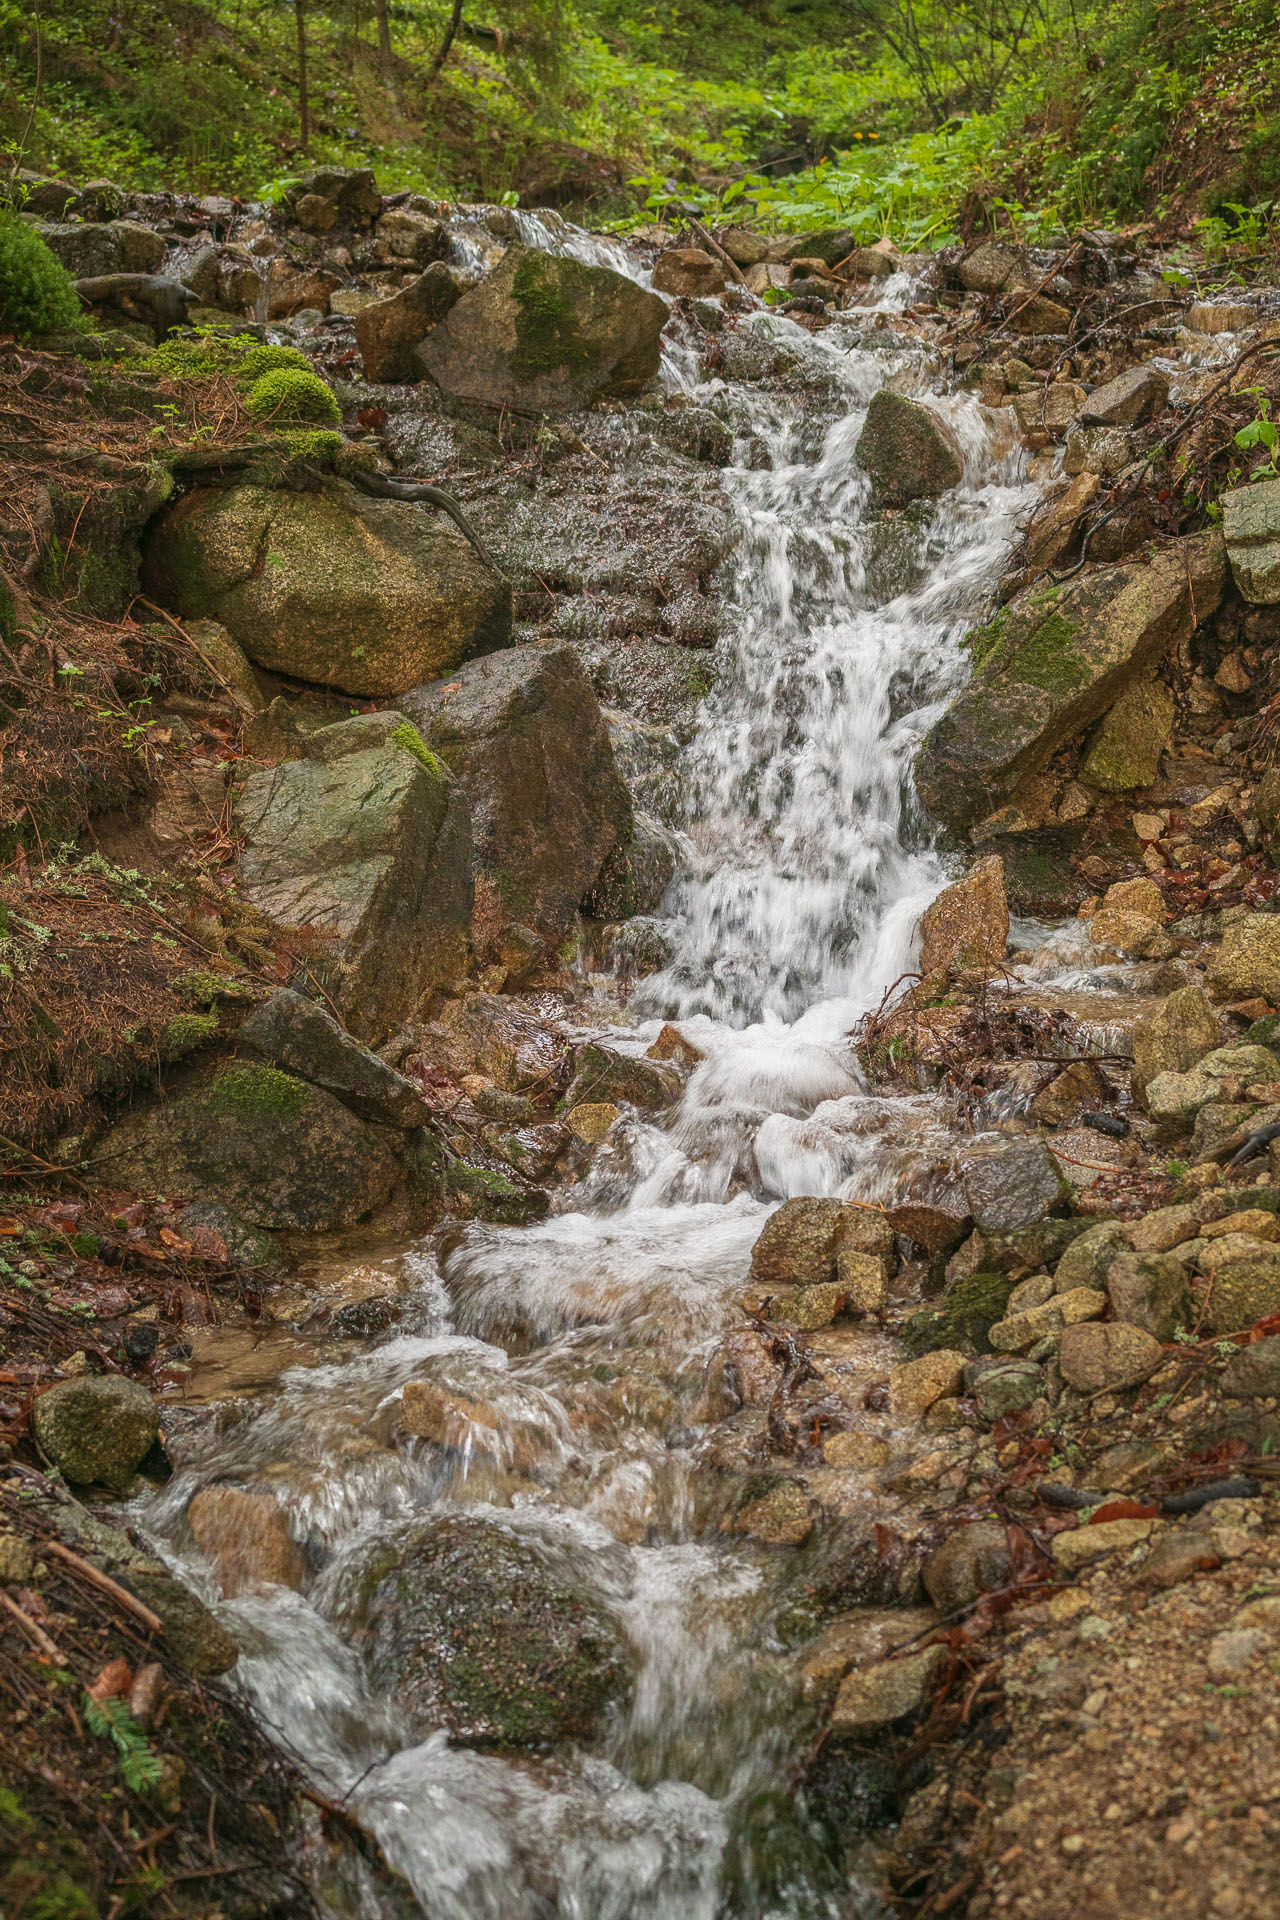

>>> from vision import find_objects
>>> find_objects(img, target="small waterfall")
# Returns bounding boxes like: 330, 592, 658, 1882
138, 225, 1041, 1920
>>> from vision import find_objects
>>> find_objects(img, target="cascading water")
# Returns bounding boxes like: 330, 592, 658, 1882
136, 221, 1041, 1919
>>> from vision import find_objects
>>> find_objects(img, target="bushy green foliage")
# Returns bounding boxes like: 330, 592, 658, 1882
0, 210, 82, 338
244, 366, 340, 425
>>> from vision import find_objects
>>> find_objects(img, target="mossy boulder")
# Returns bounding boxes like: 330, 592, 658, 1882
1079, 674, 1174, 791
400, 643, 633, 961
235, 712, 473, 1043
239, 987, 431, 1127
915, 533, 1226, 832
1131, 985, 1221, 1102
900, 1270, 1015, 1357
141, 478, 511, 698
32, 1376, 159, 1489
350, 1515, 632, 1746
854, 389, 964, 507
89, 1063, 400, 1230
419, 244, 668, 416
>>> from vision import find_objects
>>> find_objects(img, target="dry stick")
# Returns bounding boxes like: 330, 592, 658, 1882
0, 1588, 65, 1662
43, 1540, 166, 1636
684, 215, 750, 291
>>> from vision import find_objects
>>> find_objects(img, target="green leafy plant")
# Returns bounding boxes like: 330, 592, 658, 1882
0, 209, 82, 338
1234, 395, 1280, 481
82, 1694, 164, 1793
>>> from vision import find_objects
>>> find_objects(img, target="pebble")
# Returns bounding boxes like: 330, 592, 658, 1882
1206, 1627, 1271, 1677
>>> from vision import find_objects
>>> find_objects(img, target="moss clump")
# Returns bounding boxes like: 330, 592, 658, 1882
171, 968, 250, 1007
510, 251, 592, 380
962, 608, 1008, 671
238, 343, 312, 381
390, 720, 449, 778
149, 331, 256, 381
1010, 608, 1091, 695
280, 427, 343, 463
207, 1064, 308, 1120
159, 1011, 219, 1059
900, 1270, 1015, 1357
245, 366, 341, 426
0, 211, 81, 338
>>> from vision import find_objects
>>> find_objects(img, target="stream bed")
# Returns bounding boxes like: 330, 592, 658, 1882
135, 228, 1045, 1919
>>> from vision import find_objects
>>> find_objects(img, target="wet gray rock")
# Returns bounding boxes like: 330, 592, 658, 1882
355, 1515, 632, 1745
32, 1376, 159, 1490
564, 1042, 681, 1111
1221, 1334, 1280, 1398
356, 261, 463, 382
1081, 363, 1170, 428
399, 643, 633, 963
923, 1521, 1012, 1614
1058, 1320, 1163, 1392
749, 1198, 847, 1290
236, 711, 473, 1043
420, 245, 668, 416
1222, 478, 1280, 605
176, 1200, 281, 1274
963, 1140, 1071, 1233
854, 390, 964, 507
964, 1355, 1043, 1422
240, 988, 432, 1128
1105, 1250, 1190, 1339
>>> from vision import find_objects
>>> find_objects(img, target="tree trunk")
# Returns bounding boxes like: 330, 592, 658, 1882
294, 0, 310, 153
375, 0, 399, 103
427, 0, 465, 80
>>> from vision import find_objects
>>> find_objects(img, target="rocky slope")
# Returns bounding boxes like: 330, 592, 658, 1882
5, 162, 1280, 1917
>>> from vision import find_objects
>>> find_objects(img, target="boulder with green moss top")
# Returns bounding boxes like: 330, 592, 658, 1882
239, 987, 431, 1127
89, 1062, 400, 1230
141, 477, 511, 697
347, 1513, 632, 1746
418, 244, 668, 416
854, 389, 964, 507
236, 711, 473, 1042
399, 643, 633, 961
915, 532, 1226, 833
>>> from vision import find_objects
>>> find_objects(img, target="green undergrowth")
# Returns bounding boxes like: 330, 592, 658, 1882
2, 0, 1278, 250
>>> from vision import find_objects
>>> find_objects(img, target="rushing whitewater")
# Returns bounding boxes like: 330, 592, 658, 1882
138, 228, 1039, 1920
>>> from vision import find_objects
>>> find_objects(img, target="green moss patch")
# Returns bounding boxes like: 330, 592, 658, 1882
901, 1270, 1015, 1357
206, 1063, 308, 1121
510, 251, 593, 380
245, 366, 340, 426
390, 720, 449, 778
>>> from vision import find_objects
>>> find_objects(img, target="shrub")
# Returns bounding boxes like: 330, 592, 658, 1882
244, 366, 340, 425
0, 212, 82, 338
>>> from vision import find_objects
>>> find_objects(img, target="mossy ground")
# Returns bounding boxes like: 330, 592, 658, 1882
900, 1270, 1015, 1357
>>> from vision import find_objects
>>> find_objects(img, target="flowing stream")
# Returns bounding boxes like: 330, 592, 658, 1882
137, 222, 1040, 1918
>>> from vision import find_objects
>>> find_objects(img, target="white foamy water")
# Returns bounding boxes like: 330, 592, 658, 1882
139, 222, 1041, 1920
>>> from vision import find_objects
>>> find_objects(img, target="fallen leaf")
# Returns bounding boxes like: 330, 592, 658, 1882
87, 1657, 132, 1702
1089, 1499, 1160, 1524
158, 1228, 192, 1253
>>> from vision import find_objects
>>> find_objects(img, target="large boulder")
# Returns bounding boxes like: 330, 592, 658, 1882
919, 856, 1008, 974
32, 1377, 159, 1490
1207, 914, 1280, 1002
355, 261, 463, 382
398, 644, 633, 961
1131, 985, 1220, 1101
915, 533, 1226, 832
854, 390, 964, 507
1222, 479, 1280, 604
418, 245, 668, 416
90, 1063, 401, 1230
963, 1140, 1070, 1233
142, 479, 511, 698
351, 1515, 631, 1746
236, 713, 473, 1042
